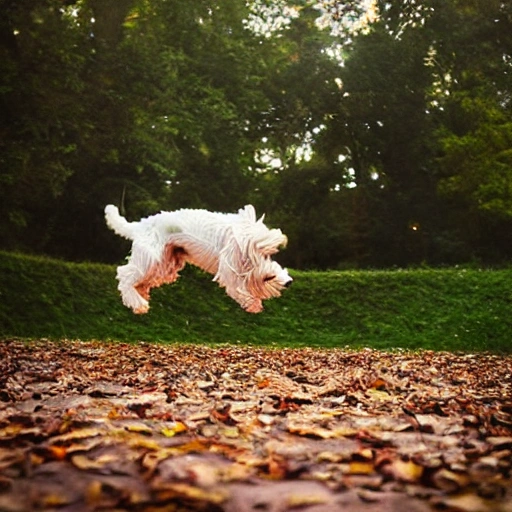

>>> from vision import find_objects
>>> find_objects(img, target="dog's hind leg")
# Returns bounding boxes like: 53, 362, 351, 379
119, 243, 187, 313
115, 244, 157, 314
116, 264, 150, 314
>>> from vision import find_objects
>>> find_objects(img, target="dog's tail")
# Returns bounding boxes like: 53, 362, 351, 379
105, 204, 135, 240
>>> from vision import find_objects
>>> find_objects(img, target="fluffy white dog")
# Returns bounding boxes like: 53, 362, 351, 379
105, 204, 292, 314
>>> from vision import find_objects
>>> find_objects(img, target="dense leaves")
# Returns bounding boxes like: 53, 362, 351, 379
1, 339, 511, 511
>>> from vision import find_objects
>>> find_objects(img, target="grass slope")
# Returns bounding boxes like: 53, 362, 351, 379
0, 251, 511, 352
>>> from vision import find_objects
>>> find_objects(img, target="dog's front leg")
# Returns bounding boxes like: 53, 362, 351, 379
243, 298, 263, 313
225, 285, 263, 313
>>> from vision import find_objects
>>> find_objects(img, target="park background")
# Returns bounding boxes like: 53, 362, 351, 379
1, 1, 511, 353
1, 0, 512, 270
1, 6, 512, 509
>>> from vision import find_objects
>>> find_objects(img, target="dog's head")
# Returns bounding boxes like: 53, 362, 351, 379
215, 205, 292, 313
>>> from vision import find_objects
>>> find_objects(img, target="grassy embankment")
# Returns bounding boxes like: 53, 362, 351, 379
0, 251, 510, 352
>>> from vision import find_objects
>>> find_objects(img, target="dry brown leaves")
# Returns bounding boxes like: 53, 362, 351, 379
0, 339, 511, 512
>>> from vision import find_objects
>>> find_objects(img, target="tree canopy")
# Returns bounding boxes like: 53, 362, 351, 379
1, 0, 511, 267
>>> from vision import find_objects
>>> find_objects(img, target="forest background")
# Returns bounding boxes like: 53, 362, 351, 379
1, 0, 511, 270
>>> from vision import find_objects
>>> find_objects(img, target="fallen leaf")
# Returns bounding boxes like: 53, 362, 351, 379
348, 461, 375, 475
2, 340, 512, 511
154, 482, 228, 505
384, 458, 424, 483
286, 492, 328, 508
71, 454, 117, 470
161, 421, 187, 437
432, 468, 470, 491
125, 423, 153, 435
434, 492, 512, 512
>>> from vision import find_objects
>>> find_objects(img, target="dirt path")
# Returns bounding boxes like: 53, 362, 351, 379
1, 339, 511, 511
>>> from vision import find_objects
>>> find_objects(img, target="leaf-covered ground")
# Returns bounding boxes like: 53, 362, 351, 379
1, 339, 511, 512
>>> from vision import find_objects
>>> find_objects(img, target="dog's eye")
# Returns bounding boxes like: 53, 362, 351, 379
263, 275, 275, 282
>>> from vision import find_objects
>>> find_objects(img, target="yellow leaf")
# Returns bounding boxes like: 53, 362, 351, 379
220, 426, 240, 439
331, 426, 359, 437
438, 492, 512, 512
366, 388, 392, 401
30, 453, 45, 466
126, 423, 153, 434
51, 427, 103, 443
219, 463, 254, 482
161, 422, 187, 437
348, 461, 375, 475
155, 483, 227, 505
173, 439, 209, 454
39, 493, 70, 507
287, 423, 333, 439
85, 481, 103, 505
0, 424, 23, 436
432, 468, 470, 491
127, 436, 161, 451
287, 493, 328, 508
392, 459, 423, 482
71, 453, 117, 470
359, 448, 373, 460
107, 407, 121, 419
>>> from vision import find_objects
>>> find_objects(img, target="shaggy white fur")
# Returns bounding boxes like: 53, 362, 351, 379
105, 204, 292, 314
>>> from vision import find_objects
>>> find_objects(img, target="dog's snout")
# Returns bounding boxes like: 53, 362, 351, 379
284, 279, 293, 288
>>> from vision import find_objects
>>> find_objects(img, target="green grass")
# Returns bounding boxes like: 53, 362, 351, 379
1, 251, 511, 352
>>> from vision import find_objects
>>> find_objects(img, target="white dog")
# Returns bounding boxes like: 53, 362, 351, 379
105, 204, 292, 314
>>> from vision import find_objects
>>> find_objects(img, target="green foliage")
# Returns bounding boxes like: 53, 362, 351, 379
1, 0, 512, 268
0, 0, 89, 249
313, 21, 440, 267
1, 251, 511, 353
437, 92, 512, 217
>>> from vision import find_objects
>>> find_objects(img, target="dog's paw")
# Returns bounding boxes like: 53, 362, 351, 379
244, 301, 263, 314
120, 288, 149, 314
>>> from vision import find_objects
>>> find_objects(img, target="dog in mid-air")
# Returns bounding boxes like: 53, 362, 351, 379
105, 204, 292, 314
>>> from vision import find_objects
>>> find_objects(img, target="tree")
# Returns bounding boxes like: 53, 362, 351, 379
0, 0, 89, 252
302, 0, 512, 266
307, 11, 438, 266
2, 0, 511, 267
0, 0, 293, 260
427, 0, 512, 262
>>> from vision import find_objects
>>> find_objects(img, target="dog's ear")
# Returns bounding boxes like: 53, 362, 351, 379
256, 229, 288, 255
214, 228, 246, 289
239, 204, 257, 223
